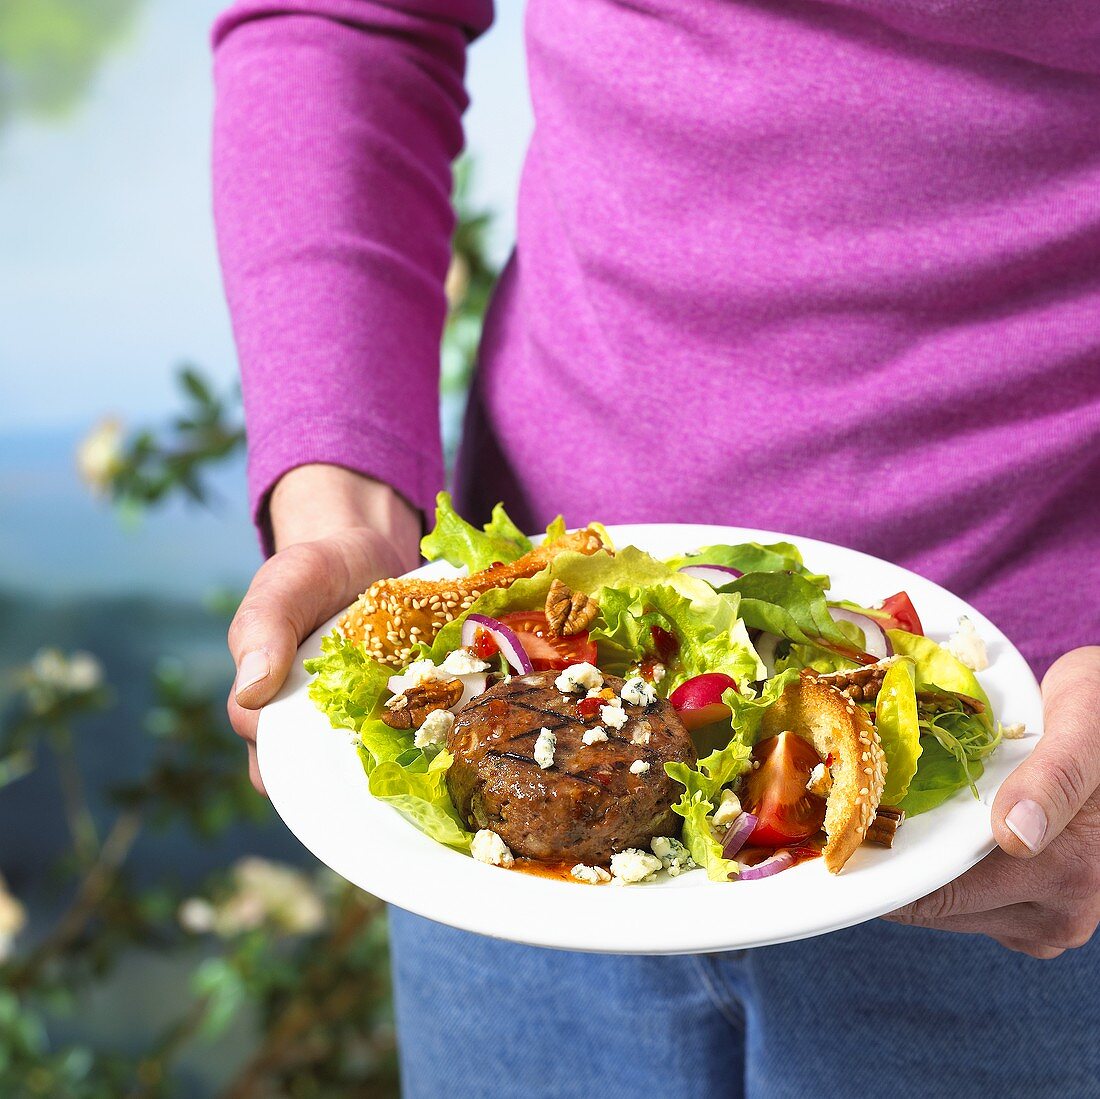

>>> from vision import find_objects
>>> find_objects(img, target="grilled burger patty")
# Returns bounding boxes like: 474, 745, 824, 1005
446, 670, 697, 864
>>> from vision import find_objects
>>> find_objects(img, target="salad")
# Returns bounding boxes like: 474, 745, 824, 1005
305, 495, 1010, 886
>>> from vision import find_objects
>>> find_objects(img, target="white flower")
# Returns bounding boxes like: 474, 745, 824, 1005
177, 897, 217, 934
945, 616, 989, 672
76, 417, 125, 493
471, 829, 514, 868
204, 858, 327, 937
29, 648, 103, 692
0, 874, 27, 963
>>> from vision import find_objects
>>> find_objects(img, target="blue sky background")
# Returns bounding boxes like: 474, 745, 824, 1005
0, 1, 531, 594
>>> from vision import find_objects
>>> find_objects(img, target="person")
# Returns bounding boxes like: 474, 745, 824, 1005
212, 2, 1100, 1094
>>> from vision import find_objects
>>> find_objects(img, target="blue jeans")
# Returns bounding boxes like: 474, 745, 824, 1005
389, 907, 1100, 1098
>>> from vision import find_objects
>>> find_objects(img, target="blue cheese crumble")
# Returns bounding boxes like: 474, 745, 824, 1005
533, 727, 557, 769
471, 829, 514, 868
582, 727, 608, 746
570, 864, 612, 884
610, 848, 662, 884
621, 676, 657, 707
629, 759, 650, 775
650, 835, 695, 876
413, 708, 454, 749
600, 699, 629, 729
555, 662, 603, 694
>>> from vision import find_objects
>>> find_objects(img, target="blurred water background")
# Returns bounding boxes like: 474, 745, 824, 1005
0, 2, 528, 1092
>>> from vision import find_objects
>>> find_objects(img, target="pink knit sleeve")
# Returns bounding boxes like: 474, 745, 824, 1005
211, 0, 493, 550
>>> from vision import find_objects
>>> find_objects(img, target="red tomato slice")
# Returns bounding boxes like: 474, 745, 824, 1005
669, 673, 738, 730
471, 627, 499, 661
878, 592, 923, 636
495, 611, 597, 672
741, 732, 826, 847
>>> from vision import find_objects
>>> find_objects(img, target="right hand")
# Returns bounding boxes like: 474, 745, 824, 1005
227, 465, 420, 793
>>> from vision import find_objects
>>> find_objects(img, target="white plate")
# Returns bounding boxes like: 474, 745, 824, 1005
257, 524, 1041, 955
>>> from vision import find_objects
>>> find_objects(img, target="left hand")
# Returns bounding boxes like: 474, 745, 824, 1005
885, 645, 1100, 959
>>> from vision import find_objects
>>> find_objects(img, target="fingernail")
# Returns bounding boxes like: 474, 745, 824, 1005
235, 650, 270, 697
1005, 799, 1047, 853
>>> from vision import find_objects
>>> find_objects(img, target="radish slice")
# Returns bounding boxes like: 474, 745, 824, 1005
721, 812, 759, 859
737, 851, 795, 881
460, 613, 534, 675
828, 607, 892, 661
678, 564, 743, 588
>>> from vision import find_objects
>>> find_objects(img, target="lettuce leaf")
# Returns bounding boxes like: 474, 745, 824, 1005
366, 749, 472, 850
673, 792, 742, 882
898, 737, 985, 817
722, 667, 802, 748
887, 629, 993, 726
875, 658, 922, 804
728, 572, 856, 653
303, 632, 391, 734
666, 738, 753, 803
666, 542, 829, 588
420, 491, 533, 573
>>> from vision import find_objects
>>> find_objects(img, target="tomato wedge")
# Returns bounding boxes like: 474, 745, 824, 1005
877, 592, 923, 635
495, 611, 597, 672
741, 732, 826, 847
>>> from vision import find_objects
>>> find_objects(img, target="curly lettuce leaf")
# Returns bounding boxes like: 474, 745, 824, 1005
420, 491, 534, 573
667, 542, 829, 589
673, 792, 742, 882
722, 667, 802, 748
367, 749, 472, 850
303, 632, 391, 734
666, 738, 752, 803
875, 658, 922, 804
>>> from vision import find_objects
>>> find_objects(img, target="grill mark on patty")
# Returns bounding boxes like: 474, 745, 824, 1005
483, 750, 604, 788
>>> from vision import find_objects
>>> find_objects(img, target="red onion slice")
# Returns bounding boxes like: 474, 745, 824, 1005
721, 812, 758, 859
460, 613, 534, 675
737, 851, 795, 881
829, 607, 891, 661
677, 564, 743, 588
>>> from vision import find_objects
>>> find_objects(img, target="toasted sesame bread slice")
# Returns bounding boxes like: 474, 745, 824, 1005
338, 526, 608, 667
760, 673, 886, 873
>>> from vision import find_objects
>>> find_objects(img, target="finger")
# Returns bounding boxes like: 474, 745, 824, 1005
885, 849, 1035, 922
900, 901, 1098, 952
993, 646, 1100, 858
227, 690, 259, 745
991, 936, 1066, 961
229, 528, 401, 709
247, 742, 267, 797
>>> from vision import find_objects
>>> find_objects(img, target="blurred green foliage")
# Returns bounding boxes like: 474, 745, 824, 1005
0, 159, 498, 1095
0, 0, 144, 131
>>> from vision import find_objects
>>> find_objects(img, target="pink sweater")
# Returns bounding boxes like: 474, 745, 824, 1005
212, 0, 1100, 673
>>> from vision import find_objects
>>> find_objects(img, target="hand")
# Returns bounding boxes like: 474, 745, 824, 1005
885, 645, 1100, 959
227, 465, 420, 793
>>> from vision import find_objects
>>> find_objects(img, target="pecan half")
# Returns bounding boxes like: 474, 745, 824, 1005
381, 678, 463, 729
864, 805, 905, 847
545, 579, 599, 636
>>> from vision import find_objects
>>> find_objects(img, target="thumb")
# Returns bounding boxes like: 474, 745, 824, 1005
992, 646, 1100, 858
229, 529, 404, 709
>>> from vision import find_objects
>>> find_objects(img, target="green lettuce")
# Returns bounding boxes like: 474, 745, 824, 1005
666, 542, 829, 588
367, 749, 472, 850
875, 658, 922, 805
887, 629, 993, 725
430, 544, 764, 688
722, 667, 801, 748
667, 738, 753, 882
898, 737, 985, 817
419, 491, 534, 573
728, 572, 858, 655
303, 632, 391, 734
